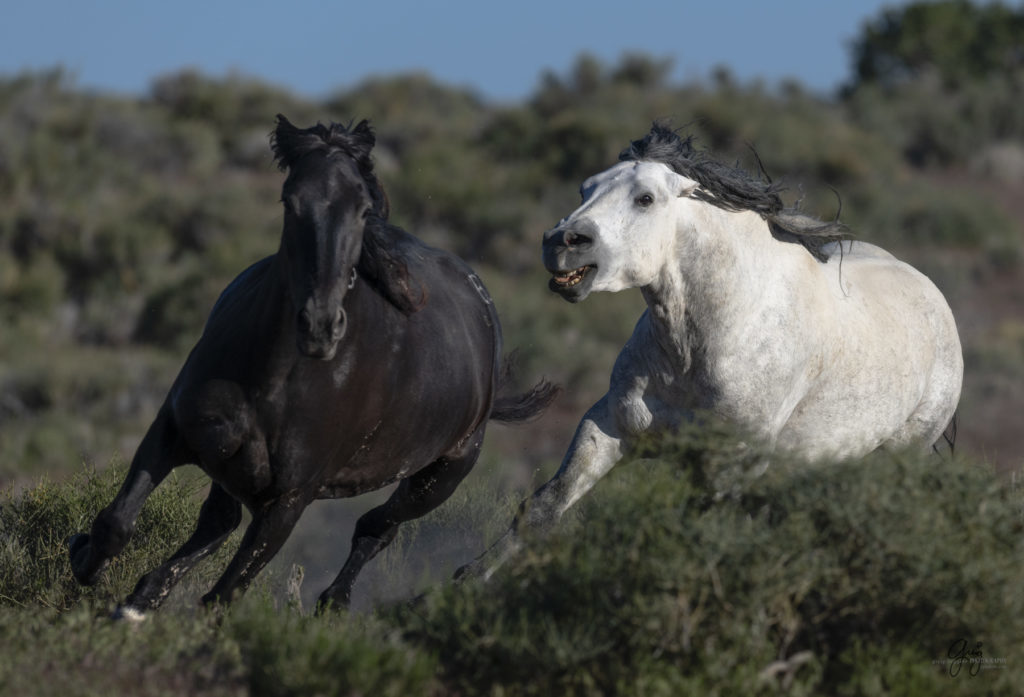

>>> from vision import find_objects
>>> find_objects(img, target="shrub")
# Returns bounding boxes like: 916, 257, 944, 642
2, 427, 1021, 696
395, 425, 1024, 695
0, 462, 237, 611
0, 594, 439, 697
226, 596, 439, 697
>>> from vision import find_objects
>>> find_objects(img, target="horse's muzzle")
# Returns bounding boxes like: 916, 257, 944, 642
297, 304, 347, 360
542, 218, 599, 302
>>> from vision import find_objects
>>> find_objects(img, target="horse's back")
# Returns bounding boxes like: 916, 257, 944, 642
820, 241, 955, 326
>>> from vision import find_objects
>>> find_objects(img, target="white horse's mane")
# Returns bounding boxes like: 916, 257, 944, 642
619, 123, 849, 262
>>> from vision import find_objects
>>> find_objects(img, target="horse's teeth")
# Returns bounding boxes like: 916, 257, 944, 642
554, 266, 587, 286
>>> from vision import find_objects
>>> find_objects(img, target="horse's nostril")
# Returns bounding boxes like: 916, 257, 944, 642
565, 231, 592, 247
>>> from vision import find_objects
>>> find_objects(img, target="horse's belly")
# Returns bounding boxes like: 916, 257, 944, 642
776, 370, 929, 459
304, 380, 488, 498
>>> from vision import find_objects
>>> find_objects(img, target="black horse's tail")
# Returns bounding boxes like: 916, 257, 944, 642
489, 353, 560, 424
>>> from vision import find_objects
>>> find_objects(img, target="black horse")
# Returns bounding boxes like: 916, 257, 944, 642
68, 115, 556, 616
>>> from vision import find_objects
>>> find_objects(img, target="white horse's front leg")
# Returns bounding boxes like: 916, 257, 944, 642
457, 396, 624, 581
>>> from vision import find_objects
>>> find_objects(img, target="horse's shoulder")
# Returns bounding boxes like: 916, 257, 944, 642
181, 257, 276, 371
610, 312, 668, 386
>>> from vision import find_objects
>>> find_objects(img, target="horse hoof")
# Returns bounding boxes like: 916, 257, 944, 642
67, 533, 94, 585
314, 591, 351, 615
68, 533, 110, 586
453, 560, 482, 583
111, 605, 147, 623
67, 532, 89, 555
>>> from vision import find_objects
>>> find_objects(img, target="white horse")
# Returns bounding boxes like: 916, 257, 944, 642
458, 124, 963, 580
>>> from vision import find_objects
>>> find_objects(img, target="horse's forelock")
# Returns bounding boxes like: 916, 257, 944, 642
619, 122, 698, 164
271, 115, 389, 219
271, 115, 374, 171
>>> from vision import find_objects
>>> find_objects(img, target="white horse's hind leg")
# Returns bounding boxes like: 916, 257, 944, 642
456, 396, 624, 581
884, 343, 962, 454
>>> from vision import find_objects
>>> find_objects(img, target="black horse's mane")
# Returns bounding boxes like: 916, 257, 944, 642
619, 123, 848, 262
271, 115, 423, 314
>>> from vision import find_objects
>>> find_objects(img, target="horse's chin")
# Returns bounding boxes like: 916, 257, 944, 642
549, 264, 596, 303
297, 336, 342, 361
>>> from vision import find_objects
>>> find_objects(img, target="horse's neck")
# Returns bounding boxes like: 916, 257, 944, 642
640, 207, 784, 371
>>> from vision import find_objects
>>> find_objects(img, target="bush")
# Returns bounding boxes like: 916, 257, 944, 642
396, 425, 1024, 695
226, 597, 439, 697
0, 594, 439, 697
2, 427, 1021, 695
0, 462, 237, 611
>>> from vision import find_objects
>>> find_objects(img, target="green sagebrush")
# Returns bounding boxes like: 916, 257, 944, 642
0, 596, 439, 697
1, 428, 1021, 696
0, 462, 237, 611
1, 465, 437, 697
394, 426, 1024, 696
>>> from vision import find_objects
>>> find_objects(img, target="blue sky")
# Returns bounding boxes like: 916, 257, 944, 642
2, 0, 896, 100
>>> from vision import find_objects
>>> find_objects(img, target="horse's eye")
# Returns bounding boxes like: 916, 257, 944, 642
635, 193, 654, 208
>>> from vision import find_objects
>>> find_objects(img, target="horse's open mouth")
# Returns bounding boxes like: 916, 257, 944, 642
551, 265, 594, 288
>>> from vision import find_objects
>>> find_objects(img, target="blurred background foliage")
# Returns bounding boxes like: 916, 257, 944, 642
1, 0, 1022, 487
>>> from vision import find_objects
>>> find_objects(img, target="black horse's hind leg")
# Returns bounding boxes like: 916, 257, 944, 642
200, 495, 307, 606
69, 406, 187, 586
115, 483, 243, 617
316, 431, 484, 612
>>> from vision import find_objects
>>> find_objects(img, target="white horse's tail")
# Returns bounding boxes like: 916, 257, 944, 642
934, 412, 959, 456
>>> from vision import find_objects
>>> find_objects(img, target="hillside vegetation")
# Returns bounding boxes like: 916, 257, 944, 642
2, 427, 1022, 695
2, 4, 1023, 483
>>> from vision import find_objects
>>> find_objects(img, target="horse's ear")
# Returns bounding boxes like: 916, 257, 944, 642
678, 181, 698, 198
670, 170, 698, 198
272, 113, 300, 170
275, 113, 295, 130
349, 119, 376, 158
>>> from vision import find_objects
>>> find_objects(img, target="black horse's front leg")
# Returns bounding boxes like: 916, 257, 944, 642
114, 483, 243, 618
200, 496, 307, 607
69, 406, 187, 586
